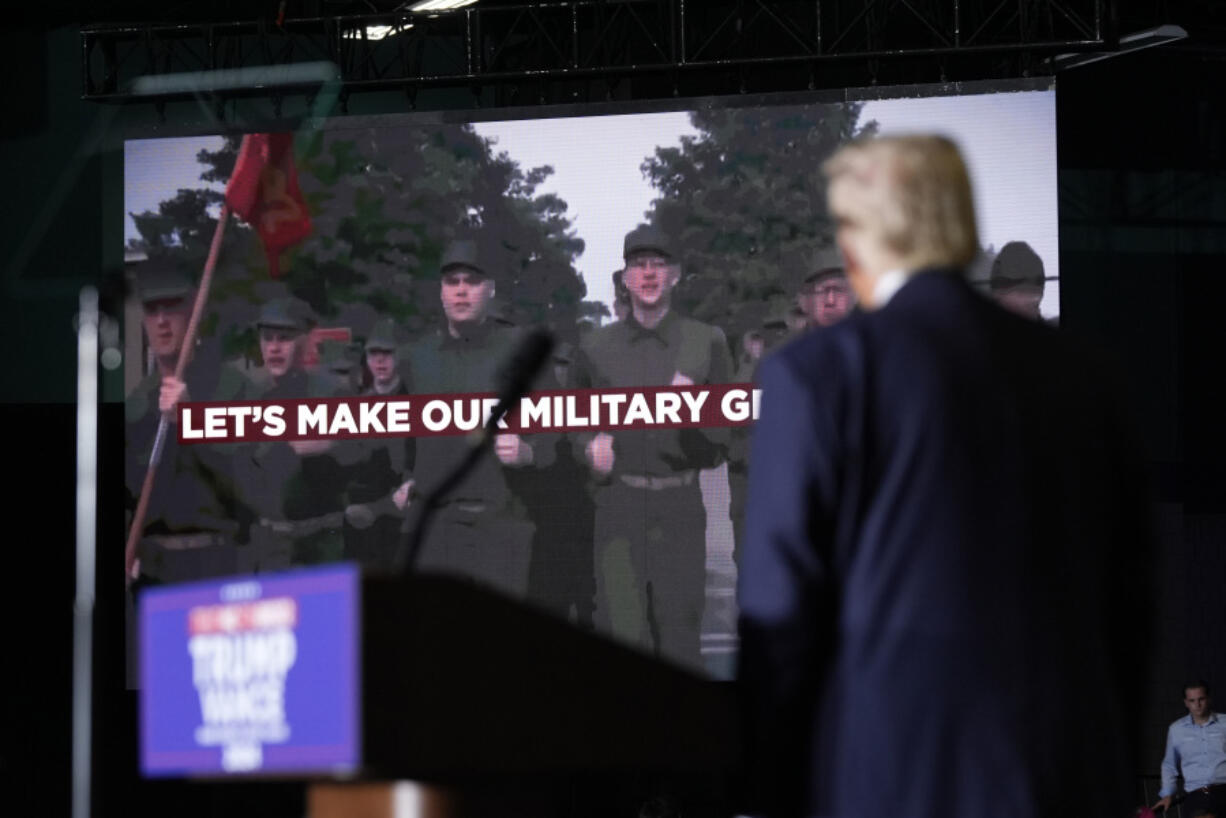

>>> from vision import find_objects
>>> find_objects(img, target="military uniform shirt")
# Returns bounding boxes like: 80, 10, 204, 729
405, 322, 555, 508
569, 310, 734, 477
125, 356, 251, 535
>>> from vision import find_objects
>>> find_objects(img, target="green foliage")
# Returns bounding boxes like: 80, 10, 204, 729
128, 124, 593, 356
642, 103, 874, 346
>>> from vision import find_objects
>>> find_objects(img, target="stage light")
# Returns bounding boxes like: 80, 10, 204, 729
409, 0, 479, 12
342, 22, 414, 40
130, 62, 340, 96
1048, 24, 1188, 70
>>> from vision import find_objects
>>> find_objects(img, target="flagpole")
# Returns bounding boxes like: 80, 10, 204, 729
124, 204, 232, 582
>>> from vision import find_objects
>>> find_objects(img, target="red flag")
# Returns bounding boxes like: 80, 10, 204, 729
224, 133, 313, 278
303, 326, 353, 368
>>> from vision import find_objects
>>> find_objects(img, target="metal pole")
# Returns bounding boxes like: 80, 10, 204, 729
73, 287, 100, 818
124, 204, 231, 581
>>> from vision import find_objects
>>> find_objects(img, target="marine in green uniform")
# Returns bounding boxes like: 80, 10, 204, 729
989, 240, 1048, 322
235, 298, 357, 572
568, 226, 733, 672
125, 262, 250, 586
342, 319, 413, 571
504, 340, 598, 628
403, 239, 555, 598
728, 246, 853, 566
795, 246, 854, 329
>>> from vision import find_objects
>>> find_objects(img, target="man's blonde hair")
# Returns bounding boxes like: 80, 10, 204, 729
822, 134, 979, 271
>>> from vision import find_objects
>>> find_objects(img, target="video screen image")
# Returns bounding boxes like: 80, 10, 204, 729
125, 82, 1059, 679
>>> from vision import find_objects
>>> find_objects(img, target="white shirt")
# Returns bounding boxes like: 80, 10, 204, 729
872, 268, 912, 308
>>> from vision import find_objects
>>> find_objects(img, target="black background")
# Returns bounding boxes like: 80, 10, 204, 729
2, 1, 1225, 815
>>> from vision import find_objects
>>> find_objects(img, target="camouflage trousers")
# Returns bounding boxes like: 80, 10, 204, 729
591, 478, 707, 674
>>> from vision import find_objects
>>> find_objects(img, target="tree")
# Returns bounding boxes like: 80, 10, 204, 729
128, 122, 597, 357
641, 102, 873, 346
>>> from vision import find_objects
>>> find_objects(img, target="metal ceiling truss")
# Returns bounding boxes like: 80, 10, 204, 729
81, 0, 1116, 106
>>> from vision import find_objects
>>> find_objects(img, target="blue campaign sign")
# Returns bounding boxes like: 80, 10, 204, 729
140, 563, 361, 777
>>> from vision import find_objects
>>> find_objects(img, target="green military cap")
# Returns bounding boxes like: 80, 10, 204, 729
135, 261, 193, 304
990, 241, 1045, 291
623, 225, 675, 260
439, 238, 488, 278
761, 311, 790, 331
365, 318, 398, 352
255, 297, 307, 332
800, 246, 847, 287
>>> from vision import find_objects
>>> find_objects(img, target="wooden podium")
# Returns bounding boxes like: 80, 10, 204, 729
139, 566, 741, 818
313, 574, 741, 817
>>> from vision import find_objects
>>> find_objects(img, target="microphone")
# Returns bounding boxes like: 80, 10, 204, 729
395, 328, 556, 577
485, 328, 555, 434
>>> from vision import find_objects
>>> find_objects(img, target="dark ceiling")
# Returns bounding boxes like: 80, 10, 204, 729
11, 0, 1226, 45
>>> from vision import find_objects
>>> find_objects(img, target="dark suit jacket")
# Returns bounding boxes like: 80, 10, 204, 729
738, 269, 1152, 818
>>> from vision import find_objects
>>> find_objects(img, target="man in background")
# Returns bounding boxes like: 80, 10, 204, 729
569, 225, 733, 673
795, 246, 855, 329
1154, 681, 1226, 816
343, 318, 412, 570
402, 238, 554, 598
729, 247, 854, 571
236, 298, 355, 571
125, 261, 248, 586
989, 240, 1047, 321
739, 135, 1152, 818
515, 339, 597, 628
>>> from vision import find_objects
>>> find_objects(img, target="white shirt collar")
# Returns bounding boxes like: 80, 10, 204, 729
871, 268, 912, 308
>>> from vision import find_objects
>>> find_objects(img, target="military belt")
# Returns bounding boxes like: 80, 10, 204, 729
258, 512, 345, 536
619, 471, 696, 490
442, 500, 488, 514
142, 532, 230, 551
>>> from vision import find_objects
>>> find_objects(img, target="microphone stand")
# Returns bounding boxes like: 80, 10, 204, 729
394, 328, 554, 578
393, 422, 499, 578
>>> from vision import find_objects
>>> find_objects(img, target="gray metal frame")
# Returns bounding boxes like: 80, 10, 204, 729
81, 0, 1115, 106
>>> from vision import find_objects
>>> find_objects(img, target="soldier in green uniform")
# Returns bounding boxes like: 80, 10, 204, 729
568, 226, 733, 672
728, 247, 854, 567
795, 246, 854, 329
989, 240, 1047, 321
503, 339, 598, 628
342, 319, 413, 570
125, 262, 250, 586
403, 239, 556, 598
235, 298, 357, 572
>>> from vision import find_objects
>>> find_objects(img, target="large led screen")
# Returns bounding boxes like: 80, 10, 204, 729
125, 81, 1058, 679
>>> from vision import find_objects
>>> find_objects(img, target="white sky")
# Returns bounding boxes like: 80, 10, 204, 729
472, 112, 698, 314
125, 88, 1059, 319
124, 135, 226, 240
860, 90, 1059, 317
